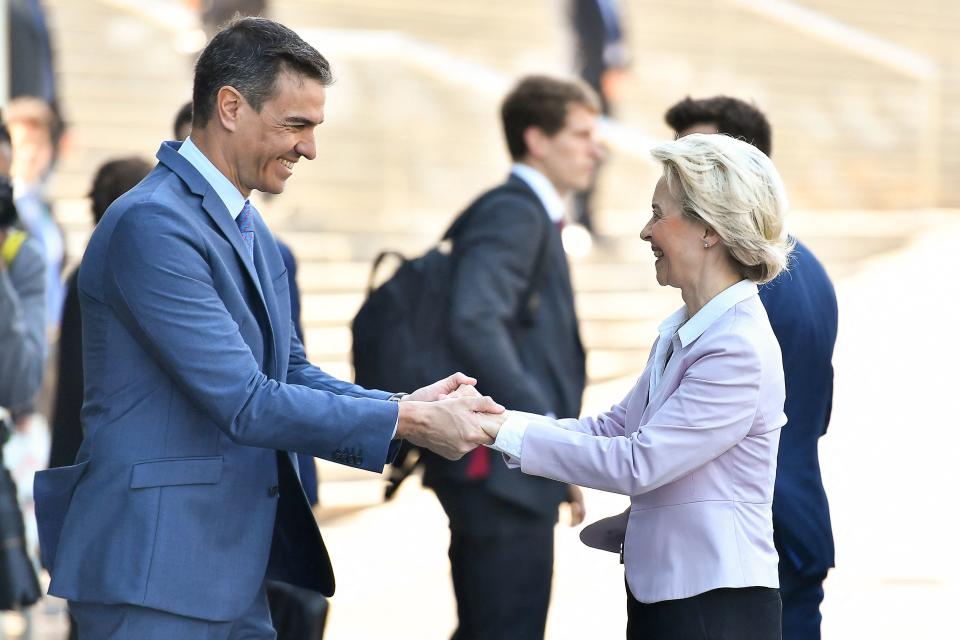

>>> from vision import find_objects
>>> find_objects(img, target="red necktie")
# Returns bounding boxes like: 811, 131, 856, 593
465, 447, 490, 479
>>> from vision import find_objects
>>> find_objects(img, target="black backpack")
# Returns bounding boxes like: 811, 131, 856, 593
351, 184, 551, 398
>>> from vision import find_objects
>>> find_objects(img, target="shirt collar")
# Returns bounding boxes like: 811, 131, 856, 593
674, 279, 758, 348
178, 136, 247, 220
510, 163, 566, 223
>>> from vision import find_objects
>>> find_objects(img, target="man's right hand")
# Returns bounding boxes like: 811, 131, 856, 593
395, 395, 502, 460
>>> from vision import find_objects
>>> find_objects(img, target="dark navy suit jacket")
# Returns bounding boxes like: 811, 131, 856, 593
421, 176, 586, 523
759, 239, 837, 577
34, 141, 399, 621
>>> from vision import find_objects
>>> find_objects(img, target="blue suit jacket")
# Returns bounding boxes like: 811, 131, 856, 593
34, 141, 399, 621
759, 239, 837, 577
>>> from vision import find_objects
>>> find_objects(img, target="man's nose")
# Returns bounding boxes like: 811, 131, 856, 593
590, 138, 605, 161
295, 132, 317, 161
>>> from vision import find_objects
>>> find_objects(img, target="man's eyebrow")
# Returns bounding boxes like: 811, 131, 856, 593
281, 116, 322, 127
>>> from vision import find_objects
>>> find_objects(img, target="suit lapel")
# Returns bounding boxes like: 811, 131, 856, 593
251, 221, 282, 378
156, 142, 274, 367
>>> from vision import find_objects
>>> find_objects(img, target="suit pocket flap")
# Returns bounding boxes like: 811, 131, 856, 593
130, 456, 223, 489
34, 459, 91, 570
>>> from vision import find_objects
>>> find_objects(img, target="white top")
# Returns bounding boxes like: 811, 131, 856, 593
510, 163, 565, 224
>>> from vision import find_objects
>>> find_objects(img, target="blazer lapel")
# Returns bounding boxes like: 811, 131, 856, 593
156, 142, 270, 317
251, 225, 282, 378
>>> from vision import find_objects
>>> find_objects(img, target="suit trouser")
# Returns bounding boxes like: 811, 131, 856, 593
779, 560, 827, 640
626, 583, 782, 640
70, 580, 275, 640
433, 483, 555, 640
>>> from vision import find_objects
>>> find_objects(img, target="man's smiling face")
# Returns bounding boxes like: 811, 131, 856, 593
233, 71, 326, 196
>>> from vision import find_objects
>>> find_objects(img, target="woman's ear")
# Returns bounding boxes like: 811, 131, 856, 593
702, 226, 720, 249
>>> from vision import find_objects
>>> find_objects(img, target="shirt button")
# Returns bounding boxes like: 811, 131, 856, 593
268, 485, 279, 497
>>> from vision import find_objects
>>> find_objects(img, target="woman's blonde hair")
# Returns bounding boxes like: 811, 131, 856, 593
651, 133, 793, 283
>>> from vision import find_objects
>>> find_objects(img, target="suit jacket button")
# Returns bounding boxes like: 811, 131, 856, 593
268, 485, 279, 497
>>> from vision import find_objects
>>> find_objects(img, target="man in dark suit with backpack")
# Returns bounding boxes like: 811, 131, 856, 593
426, 75, 601, 639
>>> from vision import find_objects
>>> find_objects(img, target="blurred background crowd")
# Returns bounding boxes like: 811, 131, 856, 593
1, 0, 959, 638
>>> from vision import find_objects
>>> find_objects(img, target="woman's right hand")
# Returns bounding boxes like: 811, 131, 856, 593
477, 410, 508, 440
439, 383, 508, 439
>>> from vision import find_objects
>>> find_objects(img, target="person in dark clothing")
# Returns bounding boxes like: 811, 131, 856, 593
49, 158, 153, 471
421, 76, 600, 640
569, 0, 629, 234
668, 95, 837, 640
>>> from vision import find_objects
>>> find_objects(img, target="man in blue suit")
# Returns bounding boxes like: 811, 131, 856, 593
33, 17, 498, 638
668, 96, 838, 640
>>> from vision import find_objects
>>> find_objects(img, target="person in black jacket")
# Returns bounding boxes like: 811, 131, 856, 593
666, 95, 838, 640
421, 75, 601, 640
49, 157, 151, 471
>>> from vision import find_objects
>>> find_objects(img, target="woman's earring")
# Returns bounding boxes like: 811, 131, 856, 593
703, 241, 709, 248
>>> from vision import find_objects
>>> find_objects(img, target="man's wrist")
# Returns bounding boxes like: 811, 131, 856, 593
387, 392, 407, 402
394, 400, 425, 440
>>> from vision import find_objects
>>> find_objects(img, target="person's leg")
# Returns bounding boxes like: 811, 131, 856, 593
435, 484, 554, 640
625, 584, 707, 640
227, 580, 277, 640
70, 600, 230, 640
779, 561, 827, 640
694, 587, 782, 640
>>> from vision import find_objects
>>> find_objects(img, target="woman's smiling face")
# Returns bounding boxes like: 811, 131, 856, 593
641, 176, 708, 291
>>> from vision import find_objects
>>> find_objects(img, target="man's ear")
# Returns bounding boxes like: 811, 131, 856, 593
216, 86, 244, 133
523, 126, 548, 160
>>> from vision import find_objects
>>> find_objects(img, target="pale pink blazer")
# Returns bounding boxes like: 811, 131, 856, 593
514, 292, 786, 603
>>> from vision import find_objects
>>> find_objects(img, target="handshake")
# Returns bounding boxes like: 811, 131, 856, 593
393, 372, 508, 461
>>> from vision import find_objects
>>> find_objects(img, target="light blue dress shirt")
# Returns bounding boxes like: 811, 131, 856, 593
178, 137, 247, 220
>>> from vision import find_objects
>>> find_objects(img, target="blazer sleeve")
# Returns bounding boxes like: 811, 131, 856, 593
286, 321, 391, 400
447, 193, 552, 414
0, 238, 47, 412
519, 331, 765, 495
106, 205, 397, 471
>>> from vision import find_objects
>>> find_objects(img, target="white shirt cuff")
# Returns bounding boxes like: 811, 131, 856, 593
489, 413, 528, 460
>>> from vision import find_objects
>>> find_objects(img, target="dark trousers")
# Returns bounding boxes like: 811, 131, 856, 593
626, 583, 782, 640
779, 560, 827, 640
434, 484, 555, 640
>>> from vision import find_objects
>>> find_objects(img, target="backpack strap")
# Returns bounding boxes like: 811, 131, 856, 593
517, 210, 552, 327
1, 230, 28, 266
366, 250, 408, 294
445, 181, 554, 326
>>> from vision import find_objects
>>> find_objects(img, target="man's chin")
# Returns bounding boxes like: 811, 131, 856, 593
260, 183, 286, 195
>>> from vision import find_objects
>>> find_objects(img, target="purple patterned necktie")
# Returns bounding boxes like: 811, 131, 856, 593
236, 201, 255, 256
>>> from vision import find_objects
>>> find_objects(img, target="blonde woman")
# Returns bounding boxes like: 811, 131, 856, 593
467, 134, 792, 639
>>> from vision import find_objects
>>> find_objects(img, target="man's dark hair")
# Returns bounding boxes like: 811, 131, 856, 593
192, 17, 334, 129
665, 96, 772, 157
89, 157, 153, 224
501, 75, 600, 161
0, 121, 10, 148
173, 101, 193, 141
